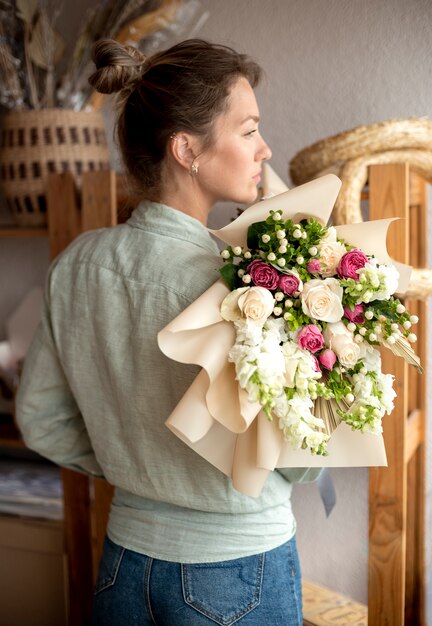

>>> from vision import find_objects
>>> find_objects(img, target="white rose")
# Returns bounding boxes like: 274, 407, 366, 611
220, 287, 249, 321
324, 321, 361, 368
238, 287, 274, 324
301, 278, 344, 323
317, 240, 347, 276
221, 286, 274, 325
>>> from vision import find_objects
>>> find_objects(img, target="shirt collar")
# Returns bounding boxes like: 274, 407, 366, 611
127, 200, 218, 253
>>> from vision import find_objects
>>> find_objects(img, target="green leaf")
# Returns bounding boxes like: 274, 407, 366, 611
219, 264, 239, 291
247, 221, 268, 249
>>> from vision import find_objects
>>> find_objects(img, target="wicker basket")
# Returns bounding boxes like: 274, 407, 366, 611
0, 109, 111, 227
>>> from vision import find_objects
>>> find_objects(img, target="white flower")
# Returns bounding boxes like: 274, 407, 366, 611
358, 262, 399, 301
377, 373, 396, 413
262, 234, 271, 243
305, 431, 326, 450
233, 318, 263, 346
230, 351, 257, 388
324, 321, 361, 368
233, 246, 242, 256
264, 317, 288, 343
322, 226, 338, 242
358, 345, 381, 371
256, 350, 285, 389
282, 341, 321, 388
238, 287, 274, 324
221, 286, 274, 325
317, 238, 347, 277
301, 278, 344, 323
351, 371, 374, 399
220, 287, 249, 321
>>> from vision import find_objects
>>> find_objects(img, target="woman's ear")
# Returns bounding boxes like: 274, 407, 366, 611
168, 132, 200, 172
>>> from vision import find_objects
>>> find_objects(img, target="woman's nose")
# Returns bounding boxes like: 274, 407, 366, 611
258, 136, 272, 161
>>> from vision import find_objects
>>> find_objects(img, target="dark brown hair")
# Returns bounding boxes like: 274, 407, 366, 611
89, 39, 262, 198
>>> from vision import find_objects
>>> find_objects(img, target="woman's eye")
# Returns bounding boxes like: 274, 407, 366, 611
244, 129, 258, 137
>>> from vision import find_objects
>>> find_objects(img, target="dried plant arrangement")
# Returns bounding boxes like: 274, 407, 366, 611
0, 0, 207, 111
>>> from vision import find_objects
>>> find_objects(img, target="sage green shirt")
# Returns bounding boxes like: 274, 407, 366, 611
16, 201, 321, 563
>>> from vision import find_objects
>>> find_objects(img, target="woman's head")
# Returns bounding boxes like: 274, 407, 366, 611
89, 39, 270, 204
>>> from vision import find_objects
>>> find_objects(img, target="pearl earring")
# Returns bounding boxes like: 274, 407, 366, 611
189, 159, 199, 176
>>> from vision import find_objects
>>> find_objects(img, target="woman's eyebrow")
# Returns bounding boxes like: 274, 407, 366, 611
241, 115, 260, 124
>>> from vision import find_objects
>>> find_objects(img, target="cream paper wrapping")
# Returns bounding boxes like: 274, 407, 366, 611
157, 174, 412, 497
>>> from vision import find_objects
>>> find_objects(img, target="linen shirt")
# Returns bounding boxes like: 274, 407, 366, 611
16, 201, 321, 563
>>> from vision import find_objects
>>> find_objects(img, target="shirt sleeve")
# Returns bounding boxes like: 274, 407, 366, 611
15, 287, 104, 477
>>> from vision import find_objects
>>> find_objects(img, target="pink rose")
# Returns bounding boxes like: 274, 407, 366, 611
307, 259, 321, 274
343, 303, 365, 324
248, 260, 279, 290
312, 355, 321, 373
279, 273, 300, 295
319, 349, 337, 370
297, 324, 324, 353
337, 249, 368, 279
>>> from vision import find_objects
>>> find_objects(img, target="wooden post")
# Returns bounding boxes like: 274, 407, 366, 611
368, 163, 427, 625
368, 164, 409, 625
47, 172, 94, 626
404, 172, 427, 626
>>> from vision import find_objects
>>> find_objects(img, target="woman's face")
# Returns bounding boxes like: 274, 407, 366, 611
196, 77, 272, 210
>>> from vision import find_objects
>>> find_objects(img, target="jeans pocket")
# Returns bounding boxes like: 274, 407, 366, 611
181, 553, 265, 626
94, 536, 125, 595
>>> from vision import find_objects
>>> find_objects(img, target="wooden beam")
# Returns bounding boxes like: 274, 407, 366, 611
62, 469, 93, 626
47, 173, 94, 626
404, 409, 422, 463
81, 170, 117, 231
46, 172, 81, 259
368, 164, 410, 626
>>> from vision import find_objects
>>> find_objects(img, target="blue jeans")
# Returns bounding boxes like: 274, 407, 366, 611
92, 535, 303, 625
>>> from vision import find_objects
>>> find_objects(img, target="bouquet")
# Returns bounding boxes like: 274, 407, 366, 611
158, 174, 421, 496
218, 203, 421, 457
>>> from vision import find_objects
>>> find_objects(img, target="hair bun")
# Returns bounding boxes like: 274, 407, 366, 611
88, 39, 147, 94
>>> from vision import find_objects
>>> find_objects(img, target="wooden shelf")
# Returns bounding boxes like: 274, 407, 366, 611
0, 226, 48, 238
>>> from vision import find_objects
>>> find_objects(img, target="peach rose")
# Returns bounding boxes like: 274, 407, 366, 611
301, 278, 344, 323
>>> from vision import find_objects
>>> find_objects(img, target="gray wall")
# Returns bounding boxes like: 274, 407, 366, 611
200, 0, 432, 612
1, 0, 431, 614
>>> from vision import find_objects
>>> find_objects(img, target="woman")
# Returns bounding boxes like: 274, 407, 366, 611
16, 39, 320, 625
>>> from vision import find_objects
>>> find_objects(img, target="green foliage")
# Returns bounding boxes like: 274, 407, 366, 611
219, 263, 240, 291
